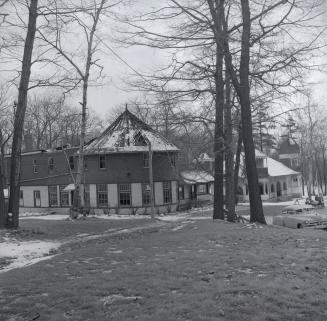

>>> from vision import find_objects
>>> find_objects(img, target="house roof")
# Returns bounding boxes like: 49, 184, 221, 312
255, 149, 267, 158
240, 149, 300, 177
180, 170, 214, 184
84, 109, 179, 154
278, 138, 300, 155
266, 156, 299, 177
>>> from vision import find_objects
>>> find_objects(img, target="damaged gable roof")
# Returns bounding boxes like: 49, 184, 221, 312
84, 108, 179, 153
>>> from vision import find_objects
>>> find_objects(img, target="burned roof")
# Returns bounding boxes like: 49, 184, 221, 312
84, 108, 179, 153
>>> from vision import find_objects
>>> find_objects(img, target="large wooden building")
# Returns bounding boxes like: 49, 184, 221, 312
5, 109, 181, 214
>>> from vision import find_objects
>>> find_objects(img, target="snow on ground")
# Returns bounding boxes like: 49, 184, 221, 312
242, 215, 273, 225
89, 214, 151, 220
21, 214, 69, 220
0, 239, 61, 273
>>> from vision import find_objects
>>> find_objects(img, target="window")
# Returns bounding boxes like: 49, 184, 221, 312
69, 156, 74, 170
49, 186, 58, 207
198, 184, 208, 194
48, 157, 55, 173
259, 183, 264, 195
59, 185, 69, 207
34, 190, 41, 207
271, 184, 275, 193
97, 184, 108, 207
283, 182, 287, 191
143, 153, 149, 168
163, 181, 172, 204
33, 159, 38, 174
170, 154, 176, 167
265, 184, 268, 194
84, 184, 90, 207
178, 186, 184, 200
19, 190, 24, 206
119, 184, 131, 207
142, 183, 151, 205
99, 154, 106, 169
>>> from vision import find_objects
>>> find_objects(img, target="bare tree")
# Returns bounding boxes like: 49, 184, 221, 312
7, 0, 38, 229
37, 0, 118, 217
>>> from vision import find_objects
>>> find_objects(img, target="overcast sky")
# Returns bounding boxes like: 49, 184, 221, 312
1, 1, 327, 119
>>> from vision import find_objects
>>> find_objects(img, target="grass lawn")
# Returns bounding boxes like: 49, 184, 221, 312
1, 207, 327, 320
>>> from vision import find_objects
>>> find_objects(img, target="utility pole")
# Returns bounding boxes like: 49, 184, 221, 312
148, 141, 155, 218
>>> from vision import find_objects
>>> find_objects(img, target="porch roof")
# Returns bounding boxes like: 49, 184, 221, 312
180, 170, 214, 185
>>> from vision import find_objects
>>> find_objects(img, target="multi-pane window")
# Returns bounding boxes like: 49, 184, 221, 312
48, 157, 55, 173
163, 181, 172, 204
69, 156, 74, 170
143, 153, 149, 168
97, 184, 108, 207
48, 186, 58, 207
198, 183, 208, 194
99, 154, 106, 169
59, 185, 69, 207
84, 184, 90, 207
142, 183, 151, 205
19, 190, 24, 206
33, 159, 38, 173
178, 186, 184, 200
119, 184, 131, 207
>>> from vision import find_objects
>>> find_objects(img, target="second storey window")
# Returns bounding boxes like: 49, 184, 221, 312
143, 153, 149, 168
69, 156, 74, 170
99, 154, 106, 169
48, 157, 55, 173
119, 184, 131, 207
33, 159, 38, 173
163, 181, 172, 204
48, 186, 58, 207
97, 184, 108, 207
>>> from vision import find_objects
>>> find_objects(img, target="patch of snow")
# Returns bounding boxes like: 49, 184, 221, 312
89, 214, 150, 220
0, 240, 61, 273
101, 294, 142, 306
241, 215, 273, 225
157, 214, 190, 222
21, 214, 69, 220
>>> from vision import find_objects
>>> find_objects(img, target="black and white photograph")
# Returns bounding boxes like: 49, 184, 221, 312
1, 0, 327, 320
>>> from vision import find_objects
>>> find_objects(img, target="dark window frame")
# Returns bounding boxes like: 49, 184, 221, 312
178, 185, 184, 200
119, 184, 131, 207
99, 154, 106, 170
48, 157, 55, 173
59, 185, 70, 207
97, 184, 108, 207
69, 156, 74, 170
142, 183, 151, 206
163, 181, 172, 204
143, 153, 149, 168
48, 185, 58, 207
33, 159, 38, 174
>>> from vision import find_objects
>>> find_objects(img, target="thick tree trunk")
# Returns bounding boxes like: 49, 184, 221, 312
234, 121, 242, 200
224, 71, 235, 222
212, 0, 225, 220
7, 0, 38, 229
238, 0, 265, 224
